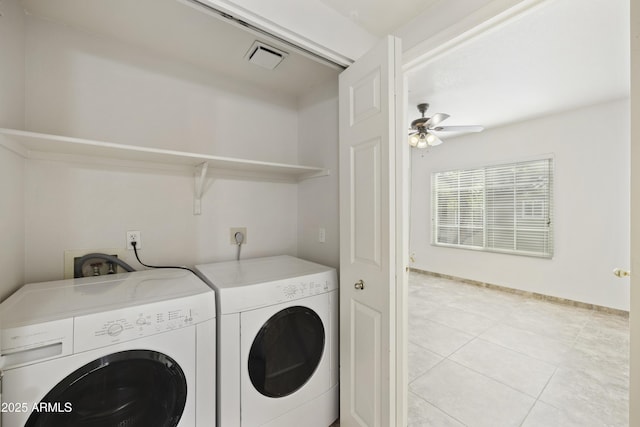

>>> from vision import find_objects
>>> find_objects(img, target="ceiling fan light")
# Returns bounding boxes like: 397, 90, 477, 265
416, 136, 428, 149
408, 134, 420, 147
426, 132, 443, 146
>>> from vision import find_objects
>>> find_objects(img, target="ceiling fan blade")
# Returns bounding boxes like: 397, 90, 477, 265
424, 113, 450, 128
432, 125, 484, 133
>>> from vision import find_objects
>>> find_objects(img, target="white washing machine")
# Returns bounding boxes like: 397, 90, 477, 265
0, 269, 216, 427
195, 255, 338, 427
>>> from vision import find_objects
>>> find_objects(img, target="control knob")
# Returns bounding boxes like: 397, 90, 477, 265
107, 323, 124, 336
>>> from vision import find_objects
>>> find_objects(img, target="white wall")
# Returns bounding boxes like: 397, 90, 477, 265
0, 149, 25, 300
297, 79, 339, 269
0, 0, 26, 300
24, 16, 299, 163
22, 15, 302, 283
0, 0, 25, 128
24, 160, 298, 283
410, 98, 630, 310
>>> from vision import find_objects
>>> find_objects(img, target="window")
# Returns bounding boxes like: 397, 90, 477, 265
432, 158, 553, 257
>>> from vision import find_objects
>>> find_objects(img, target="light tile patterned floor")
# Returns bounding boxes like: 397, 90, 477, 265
408, 271, 629, 427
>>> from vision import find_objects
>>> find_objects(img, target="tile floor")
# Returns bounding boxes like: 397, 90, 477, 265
408, 271, 629, 427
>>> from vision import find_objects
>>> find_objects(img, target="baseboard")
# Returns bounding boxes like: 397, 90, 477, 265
409, 268, 629, 318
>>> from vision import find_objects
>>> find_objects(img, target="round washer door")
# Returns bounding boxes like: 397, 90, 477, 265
248, 306, 325, 398
25, 349, 187, 427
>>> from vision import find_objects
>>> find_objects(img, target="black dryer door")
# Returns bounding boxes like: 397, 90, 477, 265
25, 349, 187, 427
248, 305, 325, 398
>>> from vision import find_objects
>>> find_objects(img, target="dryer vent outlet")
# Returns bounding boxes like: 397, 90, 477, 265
244, 41, 287, 70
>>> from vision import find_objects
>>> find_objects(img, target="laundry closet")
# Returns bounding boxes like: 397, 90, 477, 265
0, 0, 341, 301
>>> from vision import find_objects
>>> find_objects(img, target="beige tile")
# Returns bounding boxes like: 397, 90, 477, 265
500, 301, 592, 343
408, 392, 465, 427
561, 340, 629, 390
407, 271, 629, 427
449, 338, 556, 398
519, 297, 594, 319
408, 297, 441, 318
538, 368, 628, 427
408, 341, 443, 382
409, 318, 474, 357
420, 306, 497, 336
577, 314, 630, 349
521, 401, 592, 427
478, 323, 572, 365
410, 360, 535, 427
446, 295, 519, 321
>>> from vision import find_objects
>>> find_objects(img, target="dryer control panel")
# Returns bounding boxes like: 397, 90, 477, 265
278, 279, 330, 300
73, 292, 215, 353
216, 269, 338, 314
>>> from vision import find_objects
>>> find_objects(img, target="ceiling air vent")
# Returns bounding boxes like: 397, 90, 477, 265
244, 41, 288, 70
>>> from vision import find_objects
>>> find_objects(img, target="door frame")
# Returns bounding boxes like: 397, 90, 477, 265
629, 0, 639, 424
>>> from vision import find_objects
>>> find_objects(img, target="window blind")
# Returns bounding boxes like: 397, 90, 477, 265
432, 158, 553, 257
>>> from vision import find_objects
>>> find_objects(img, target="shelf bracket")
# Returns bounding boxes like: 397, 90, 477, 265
194, 162, 209, 215
298, 168, 331, 181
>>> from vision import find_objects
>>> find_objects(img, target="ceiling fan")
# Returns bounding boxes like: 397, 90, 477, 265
408, 103, 484, 149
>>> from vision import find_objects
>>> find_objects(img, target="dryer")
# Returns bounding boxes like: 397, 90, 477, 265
0, 269, 216, 427
195, 255, 338, 427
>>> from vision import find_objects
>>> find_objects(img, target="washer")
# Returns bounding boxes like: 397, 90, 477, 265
0, 269, 216, 427
195, 255, 338, 427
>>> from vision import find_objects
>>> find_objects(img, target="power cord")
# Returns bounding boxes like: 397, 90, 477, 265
131, 241, 197, 275
235, 231, 244, 260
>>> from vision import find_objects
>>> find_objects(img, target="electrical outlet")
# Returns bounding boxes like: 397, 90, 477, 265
126, 231, 142, 250
230, 227, 247, 245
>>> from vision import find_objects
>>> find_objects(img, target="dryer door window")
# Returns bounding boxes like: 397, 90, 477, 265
248, 306, 325, 398
25, 349, 187, 427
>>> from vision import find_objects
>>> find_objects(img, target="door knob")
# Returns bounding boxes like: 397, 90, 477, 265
354, 279, 365, 290
613, 268, 631, 278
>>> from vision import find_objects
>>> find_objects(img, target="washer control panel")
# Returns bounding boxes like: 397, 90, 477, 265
74, 292, 214, 353
1, 318, 74, 369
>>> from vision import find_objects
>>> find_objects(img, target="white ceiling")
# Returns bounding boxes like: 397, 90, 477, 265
405, 0, 630, 133
21, 0, 340, 98
317, 0, 439, 37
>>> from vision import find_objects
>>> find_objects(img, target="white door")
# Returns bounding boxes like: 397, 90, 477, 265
338, 35, 405, 427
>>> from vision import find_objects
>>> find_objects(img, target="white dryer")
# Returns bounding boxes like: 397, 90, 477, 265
0, 269, 216, 427
195, 255, 338, 427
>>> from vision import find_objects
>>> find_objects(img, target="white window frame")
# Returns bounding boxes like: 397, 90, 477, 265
432, 158, 553, 258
